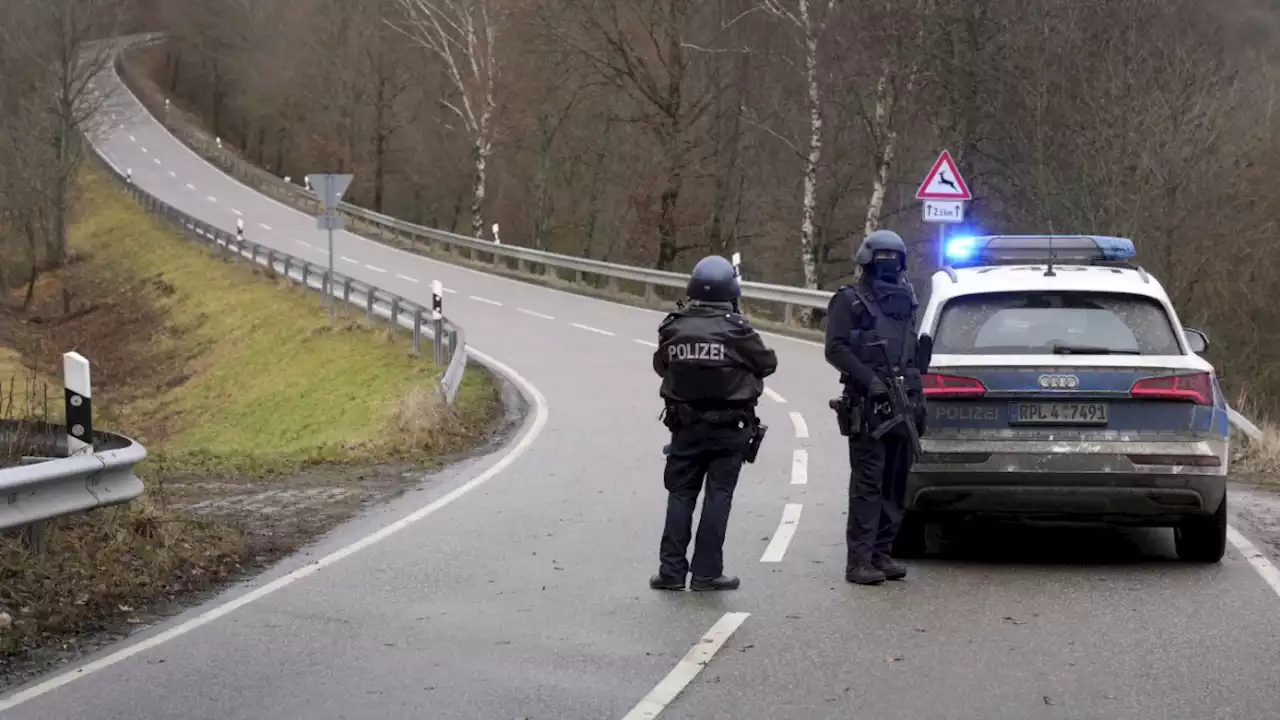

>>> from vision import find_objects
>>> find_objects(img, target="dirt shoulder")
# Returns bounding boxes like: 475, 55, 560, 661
0, 166, 512, 692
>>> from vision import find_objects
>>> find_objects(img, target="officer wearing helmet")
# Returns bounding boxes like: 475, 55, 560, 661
824, 229, 928, 585
650, 254, 778, 592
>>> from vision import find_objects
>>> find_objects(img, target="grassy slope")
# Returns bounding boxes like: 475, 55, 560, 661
0, 165, 499, 671
75, 166, 494, 472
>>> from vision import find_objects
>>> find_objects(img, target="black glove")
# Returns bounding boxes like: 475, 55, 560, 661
913, 402, 927, 436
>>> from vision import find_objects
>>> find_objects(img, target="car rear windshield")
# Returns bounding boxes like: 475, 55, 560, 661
933, 291, 1183, 355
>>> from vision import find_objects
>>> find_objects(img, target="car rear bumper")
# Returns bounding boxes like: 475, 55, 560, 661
908, 437, 1228, 524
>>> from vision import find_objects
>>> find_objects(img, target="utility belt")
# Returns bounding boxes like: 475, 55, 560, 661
661, 402, 768, 464
661, 403, 754, 431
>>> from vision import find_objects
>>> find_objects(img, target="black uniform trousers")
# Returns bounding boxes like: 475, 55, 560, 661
658, 424, 751, 579
846, 428, 913, 568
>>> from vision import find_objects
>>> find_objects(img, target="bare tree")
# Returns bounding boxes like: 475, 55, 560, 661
391, 0, 501, 239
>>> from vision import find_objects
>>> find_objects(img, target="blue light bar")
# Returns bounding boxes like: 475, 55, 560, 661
944, 235, 1136, 268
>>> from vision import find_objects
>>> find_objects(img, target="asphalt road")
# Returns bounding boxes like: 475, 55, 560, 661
3, 57, 1278, 719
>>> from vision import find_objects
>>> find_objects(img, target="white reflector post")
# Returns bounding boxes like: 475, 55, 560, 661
63, 351, 92, 456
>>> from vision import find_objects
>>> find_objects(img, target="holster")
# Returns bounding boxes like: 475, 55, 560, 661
828, 395, 863, 437
744, 419, 768, 464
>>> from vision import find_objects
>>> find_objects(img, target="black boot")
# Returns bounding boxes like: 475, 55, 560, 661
846, 562, 886, 585
690, 575, 740, 591
650, 573, 686, 591
872, 554, 907, 581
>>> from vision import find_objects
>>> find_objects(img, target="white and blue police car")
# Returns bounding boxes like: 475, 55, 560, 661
898, 235, 1231, 562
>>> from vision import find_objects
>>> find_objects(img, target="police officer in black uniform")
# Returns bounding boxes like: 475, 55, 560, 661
824, 230, 927, 585
650, 255, 778, 592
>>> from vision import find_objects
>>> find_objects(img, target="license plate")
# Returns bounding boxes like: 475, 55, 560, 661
1012, 402, 1109, 424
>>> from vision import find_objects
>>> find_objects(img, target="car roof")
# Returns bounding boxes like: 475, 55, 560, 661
925, 263, 1174, 308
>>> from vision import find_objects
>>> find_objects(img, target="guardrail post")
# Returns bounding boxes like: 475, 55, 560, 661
389, 296, 400, 330
366, 288, 375, 320
343, 277, 351, 306
645, 283, 657, 304
784, 304, 795, 326
432, 280, 444, 365
413, 308, 423, 356
24, 521, 47, 555
282, 255, 291, 279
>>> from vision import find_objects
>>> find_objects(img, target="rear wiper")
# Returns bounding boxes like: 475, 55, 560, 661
1051, 344, 1141, 355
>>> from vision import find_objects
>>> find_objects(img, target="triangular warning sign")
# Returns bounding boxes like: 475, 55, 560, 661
916, 150, 971, 200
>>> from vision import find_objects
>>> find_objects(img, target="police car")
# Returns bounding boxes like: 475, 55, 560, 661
897, 235, 1230, 562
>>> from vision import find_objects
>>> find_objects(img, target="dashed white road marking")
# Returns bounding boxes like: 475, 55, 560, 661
128, 135, 135, 142
396, 274, 419, 283
185, 183, 195, 190
470, 295, 503, 306
366, 265, 388, 273
294, 240, 311, 248
140, 147, 148, 153
442, 287, 458, 294
167, 171, 176, 178
206, 195, 217, 202
259, 223, 272, 231
152, 158, 161, 165
633, 338, 658, 348
232, 209, 242, 216
789, 412, 809, 439
518, 308, 554, 320
1228, 526, 1280, 599
764, 387, 787, 404
620, 611, 751, 720
791, 449, 808, 485
341, 256, 358, 264
760, 504, 803, 562
571, 322, 615, 336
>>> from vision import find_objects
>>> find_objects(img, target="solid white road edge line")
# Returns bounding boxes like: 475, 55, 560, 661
633, 338, 658, 348
0, 347, 550, 712
1227, 525, 1280, 599
791, 449, 808, 485
763, 387, 787, 404
619, 611, 751, 720
789, 411, 809, 439
760, 503, 803, 562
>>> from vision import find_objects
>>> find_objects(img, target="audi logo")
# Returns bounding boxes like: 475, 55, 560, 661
1038, 374, 1080, 389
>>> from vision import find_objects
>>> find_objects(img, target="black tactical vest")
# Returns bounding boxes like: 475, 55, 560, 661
843, 285, 918, 377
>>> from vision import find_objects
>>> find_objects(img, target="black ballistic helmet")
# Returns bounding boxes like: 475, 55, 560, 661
686, 255, 741, 302
854, 229, 908, 270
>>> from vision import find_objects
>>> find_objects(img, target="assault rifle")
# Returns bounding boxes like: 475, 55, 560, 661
866, 339, 922, 459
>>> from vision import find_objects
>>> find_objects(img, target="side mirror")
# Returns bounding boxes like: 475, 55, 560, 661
1183, 327, 1209, 354
917, 333, 934, 370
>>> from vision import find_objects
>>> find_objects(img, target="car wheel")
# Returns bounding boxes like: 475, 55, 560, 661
1174, 495, 1227, 563
893, 511, 928, 559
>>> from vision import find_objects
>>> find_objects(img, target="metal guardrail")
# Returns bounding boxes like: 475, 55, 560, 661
110, 36, 1272, 447
0, 421, 147, 542
84, 136, 471, 406
112, 47, 833, 327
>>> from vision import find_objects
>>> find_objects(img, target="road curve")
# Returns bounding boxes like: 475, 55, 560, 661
3, 54, 1279, 719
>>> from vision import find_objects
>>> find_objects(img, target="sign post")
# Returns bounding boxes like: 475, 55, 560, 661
306, 173, 354, 324
916, 150, 972, 268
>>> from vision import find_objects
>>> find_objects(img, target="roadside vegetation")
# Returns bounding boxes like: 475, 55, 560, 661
0, 166, 502, 687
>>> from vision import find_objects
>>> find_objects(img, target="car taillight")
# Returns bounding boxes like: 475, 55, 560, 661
922, 373, 986, 398
1129, 372, 1213, 405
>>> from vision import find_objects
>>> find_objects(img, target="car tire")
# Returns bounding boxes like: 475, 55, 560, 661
892, 511, 928, 558
1174, 495, 1227, 563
